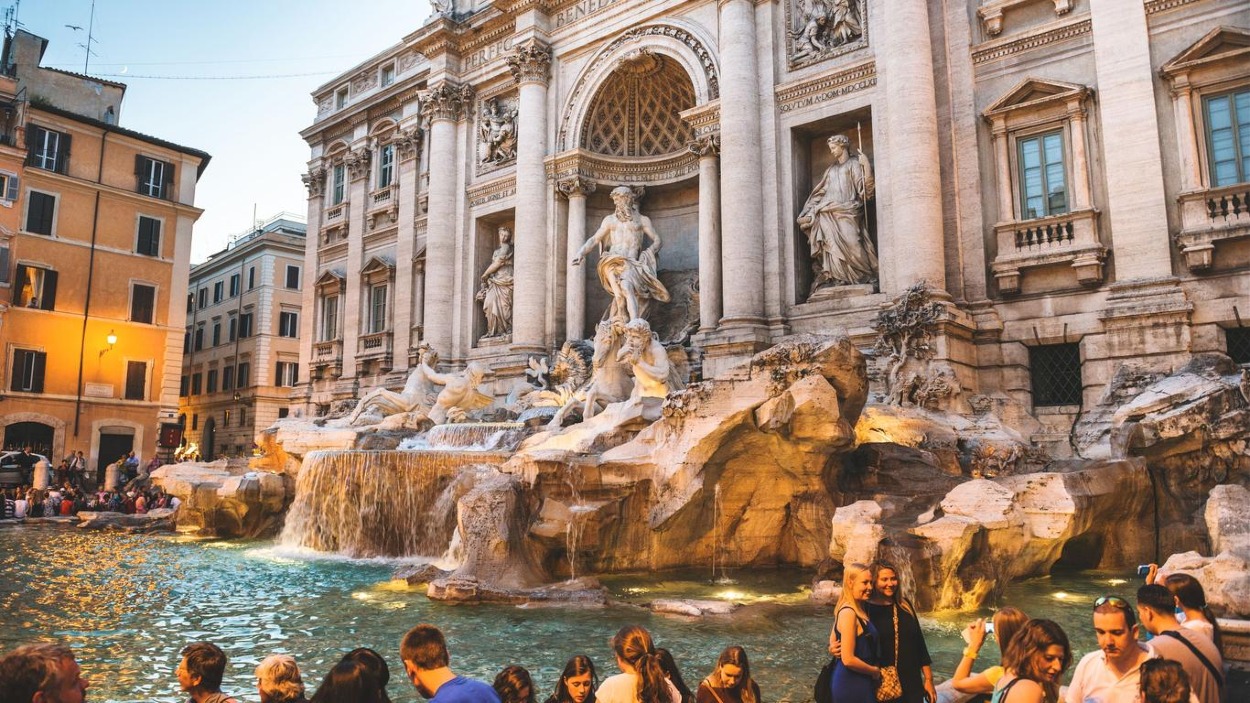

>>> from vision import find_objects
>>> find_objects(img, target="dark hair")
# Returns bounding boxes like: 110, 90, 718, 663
1137, 584, 1176, 616
493, 665, 537, 703
992, 607, 1030, 661
867, 561, 915, 615
181, 641, 228, 692
1164, 573, 1223, 651
611, 626, 672, 703
342, 648, 392, 703
709, 646, 757, 703
548, 655, 598, 703
1139, 659, 1191, 703
311, 659, 386, 703
655, 649, 691, 703
400, 624, 450, 670
0, 643, 75, 703
1093, 599, 1137, 629
1002, 620, 1071, 703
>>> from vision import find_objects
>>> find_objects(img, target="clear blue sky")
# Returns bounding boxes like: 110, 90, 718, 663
17, 0, 432, 263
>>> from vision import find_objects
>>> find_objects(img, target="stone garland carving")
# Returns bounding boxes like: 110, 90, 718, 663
476, 225, 514, 339
687, 134, 720, 158
302, 167, 327, 198
477, 97, 518, 167
798, 134, 878, 293
872, 282, 944, 406
507, 41, 552, 86
345, 148, 372, 181
421, 83, 475, 122
787, 0, 868, 69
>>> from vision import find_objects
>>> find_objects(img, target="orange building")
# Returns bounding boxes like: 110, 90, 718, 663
0, 30, 209, 475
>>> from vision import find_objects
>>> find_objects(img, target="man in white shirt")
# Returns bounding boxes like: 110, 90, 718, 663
1066, 596, 1152, 703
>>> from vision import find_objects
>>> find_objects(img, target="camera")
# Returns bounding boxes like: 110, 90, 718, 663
1137, 565, 1151, 577
984, 622, 995, 634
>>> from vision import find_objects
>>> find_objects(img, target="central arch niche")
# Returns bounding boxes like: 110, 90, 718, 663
580, 52, 696, 157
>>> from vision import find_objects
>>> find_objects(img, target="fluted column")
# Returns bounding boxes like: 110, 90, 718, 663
419, 82, 472, 358
392, 127, 422, 369
558, 176, 595, 341
343, 147, 371, 378
508, 41, 552, 352
716, 0, 765, 327
879, 0, 945, 291
689, 135, 722, 333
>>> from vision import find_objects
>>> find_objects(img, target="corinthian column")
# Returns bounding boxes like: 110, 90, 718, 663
420, 82, 472, 357
393, 127, 423, 369
689, 135, 722, 332
879, 0, 945, 292
558, 176, 595, 341
716, 0, 765, 327
507, 41, 552, 353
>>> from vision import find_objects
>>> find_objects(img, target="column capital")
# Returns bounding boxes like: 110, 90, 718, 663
508, 40, 552, 86
687, 134, 721, 158
396, 127, 424, 161
556, 176, 596, 199
421, 82, 475, 122
345, 148, 372, 181
302, 167, 326, 198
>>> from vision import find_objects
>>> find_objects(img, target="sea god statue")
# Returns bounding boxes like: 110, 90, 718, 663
572, 185, 670, 323
798, 134, 878, 291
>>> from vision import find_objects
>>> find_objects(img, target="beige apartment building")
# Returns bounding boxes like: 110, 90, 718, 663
297, 0, 1248, 455
179, 215, 306, 460
0, 29, 208, 471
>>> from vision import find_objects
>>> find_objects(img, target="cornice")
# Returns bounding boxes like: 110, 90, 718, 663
774, 60, 876, 114
971, 14, 1092, 66
467, 174, 517, 208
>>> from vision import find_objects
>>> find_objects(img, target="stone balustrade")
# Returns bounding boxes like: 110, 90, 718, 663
991, 208, 1106, 294
311, 340, 343, 379
357, 331, 392, 359
1176, 183, 1250, 271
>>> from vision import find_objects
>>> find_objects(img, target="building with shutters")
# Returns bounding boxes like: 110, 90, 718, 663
178, 214, 306, 461
0, 29, 209, 475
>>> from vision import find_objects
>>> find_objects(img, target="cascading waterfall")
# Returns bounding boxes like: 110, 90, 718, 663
400, 422, 525, 451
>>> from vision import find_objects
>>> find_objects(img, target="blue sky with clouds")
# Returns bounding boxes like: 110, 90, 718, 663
16, 0, 431, 262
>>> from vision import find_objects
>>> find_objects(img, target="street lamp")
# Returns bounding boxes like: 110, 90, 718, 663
100, 329, 117, 358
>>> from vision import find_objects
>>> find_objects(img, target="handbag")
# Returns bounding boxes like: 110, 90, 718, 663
876, 605, 903, 701
814, 657, 836, 703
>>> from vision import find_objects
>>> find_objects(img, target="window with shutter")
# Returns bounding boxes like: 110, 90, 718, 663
131, 284, 156, 324
212, 323, 221, 346
194, 328, 203, 351
285, 265, 300, 289
279, 311, 298, 337
27, 126, 67, 172
229, 273, 240, 297
222, 366, 234, 391
240, 313, 253, 338
124, 361, 147, 400
25, 191, 56, 235
213, 281, 223, 303
0, 245, 10, 286
10, 349, 46, 393
136, 217, 161, 256
191, 373, 202, 395
207, 369, 218, 394
136, 156, 170, 198
237, 362, 250, 388
14, 265, 57, 310
0, 172, 16, 202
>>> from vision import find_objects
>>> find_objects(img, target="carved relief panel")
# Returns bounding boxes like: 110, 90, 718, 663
785, 0, 869, 71
476, 94, 519, 176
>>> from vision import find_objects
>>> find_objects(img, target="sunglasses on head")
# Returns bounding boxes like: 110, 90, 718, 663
1094, 596, 1131, 610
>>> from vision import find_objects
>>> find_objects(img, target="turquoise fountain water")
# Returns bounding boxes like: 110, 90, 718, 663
1, 524, 1141, 703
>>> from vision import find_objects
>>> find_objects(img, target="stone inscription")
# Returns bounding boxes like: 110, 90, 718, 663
555, 0, 625, 28
464, 37, 515, 72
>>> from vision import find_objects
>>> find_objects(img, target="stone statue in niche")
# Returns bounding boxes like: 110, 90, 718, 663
476, 225, 514, 339
478, 97, 518, 166
791, 0, 863, 62
571, 185, 670, 323
798, 134, 878, 293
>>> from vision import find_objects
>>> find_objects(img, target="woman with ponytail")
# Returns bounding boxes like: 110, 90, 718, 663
1164, 573, 1223, 652
597, 626, 680, 703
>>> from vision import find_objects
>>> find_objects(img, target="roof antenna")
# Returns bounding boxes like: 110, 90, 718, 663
81, 0, 97, 74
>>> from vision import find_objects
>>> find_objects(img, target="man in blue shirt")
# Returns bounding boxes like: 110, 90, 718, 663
400, 624, 501, 703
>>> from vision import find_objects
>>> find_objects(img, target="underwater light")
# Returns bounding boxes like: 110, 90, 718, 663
1107, 578, 1127, 586
1052, 591, 1069, 600
352, 591, 373, 601
717, 590, 748, 600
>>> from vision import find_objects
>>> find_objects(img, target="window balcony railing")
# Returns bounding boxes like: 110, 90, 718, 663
1176, 183, 1250, 271
991, 208, 1106, 295
311, 339, 343, 379
358, 331, 392, 358
325, 202, 347, 221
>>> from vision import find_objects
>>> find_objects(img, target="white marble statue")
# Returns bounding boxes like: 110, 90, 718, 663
549, 319, 633, 427
348, 349, 439, 426
798, 134, 878, 291
427, 361, 493, 424
478, 97, 517, 165
791, 0, 863, 60
572, 185, 670, 323
619, 319, 684, 401
476, 225, 514, 338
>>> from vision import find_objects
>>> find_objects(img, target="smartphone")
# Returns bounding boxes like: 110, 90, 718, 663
1137, 565, 1151, 577
984, 621, 995, 634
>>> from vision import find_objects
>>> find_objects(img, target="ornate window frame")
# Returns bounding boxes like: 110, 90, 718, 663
983, 78, 1104, 295
1161, 27, 1250, 272
359, 256, 395, 369
311, 269, 345, 378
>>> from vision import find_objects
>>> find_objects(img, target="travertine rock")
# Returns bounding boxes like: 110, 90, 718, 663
151, 463, 292, 538
829, 500, 884, 565
1206, 484, 1250, 559
649, 599, 740, 616
1158, 550, 1250, 618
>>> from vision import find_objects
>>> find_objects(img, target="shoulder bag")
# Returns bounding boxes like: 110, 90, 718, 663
876, 605, 903, 701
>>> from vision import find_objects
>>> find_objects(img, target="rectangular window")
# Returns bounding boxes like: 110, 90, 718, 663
180, 375, 189, 397
190, 373, 202, 395
0, 244, 10, 285
285, 265, 300, 290
1017, 130, 1068, 219
229, 273, 240, 297
124, 361, 147, 401
26, 125, 69, 173
212, 323, 221, 347
279, 311, 299, 337
183, 332, 191, 353
331, 164, 346, 205
186, 294, 194, 314
237, 362, 250, 388
322, 295, 339, 340
224, 410, 231, 427
1205, 89, 1250, 187
222, 365, 234, 391
194, 328, 204, 351
278, 408, 289, 419
370, 284, 388, 334
207, 369, 218, 394
239, 313, 254, 339
1227, 327, 1250, 366
248, 266, 256, 290
378, 144, 395, 188
381, 63, 396, 87
275, 361, 299, 387
10, 348, 46, 393
13, 265, 58, 310
213, 281, 224, 303
192, 413, 199, 430
131, 284, 156, 324
228, 316, 237, 342
239, 407, 248, 427
136, 217, 161, 257
1029, 343, 1083, 407
336, 87, 349, 109
135, 156, 171, 199
25, 191, 56, 235
198, 288, 208, 309
0, 172, 19, 202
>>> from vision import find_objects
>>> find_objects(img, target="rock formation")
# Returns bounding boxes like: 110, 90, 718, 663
151, 462, 292, 538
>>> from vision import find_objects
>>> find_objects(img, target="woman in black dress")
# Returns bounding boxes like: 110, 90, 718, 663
866, 561, 935, 703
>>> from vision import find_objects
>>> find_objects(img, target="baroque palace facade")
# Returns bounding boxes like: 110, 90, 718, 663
298, 0, 1249, 453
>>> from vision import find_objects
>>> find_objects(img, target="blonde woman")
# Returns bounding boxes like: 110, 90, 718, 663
827, 563, 882, 703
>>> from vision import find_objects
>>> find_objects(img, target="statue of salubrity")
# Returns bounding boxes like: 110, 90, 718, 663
798, 134, 878, 293
476, 225, 514, 339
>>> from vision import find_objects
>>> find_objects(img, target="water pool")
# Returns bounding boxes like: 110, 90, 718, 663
0, 525, 1178, 703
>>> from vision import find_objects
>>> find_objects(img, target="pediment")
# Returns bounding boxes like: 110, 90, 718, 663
360, 255, 395, 276
1162, 26, 1250, 77
314, 268, 346, 291
984, 78, 1089, 118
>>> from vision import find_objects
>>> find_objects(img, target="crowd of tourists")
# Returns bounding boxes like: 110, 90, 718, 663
1, 483, 176, 519
0, 561, 1232, 703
